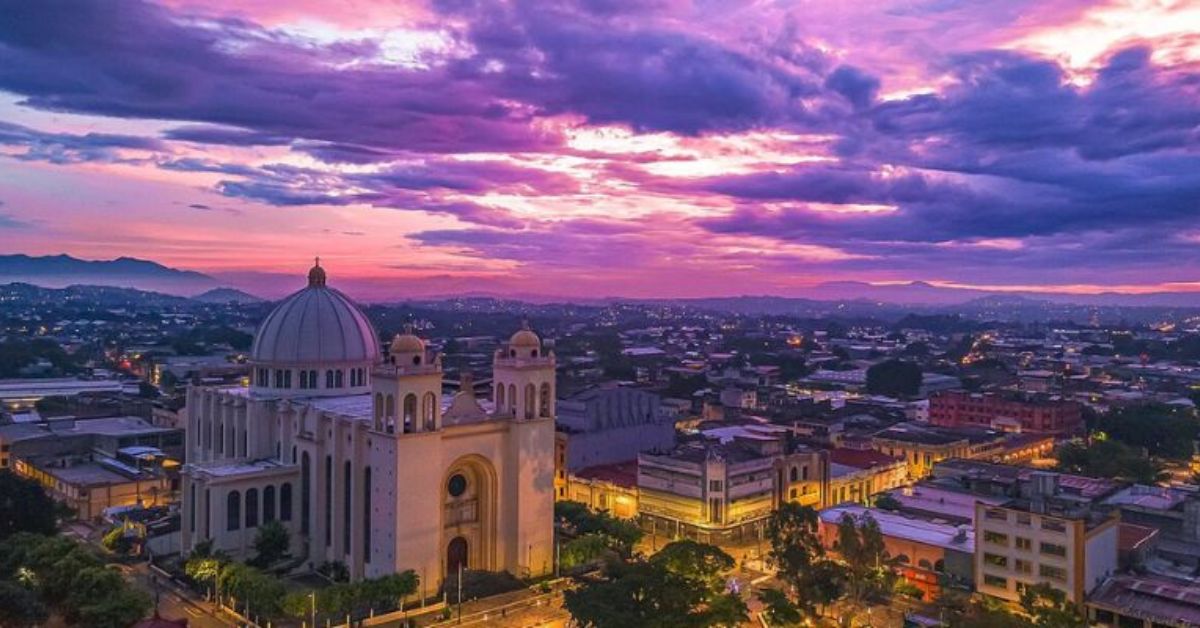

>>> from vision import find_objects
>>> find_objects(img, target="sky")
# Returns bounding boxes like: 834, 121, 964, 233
0, 0, 1198, 300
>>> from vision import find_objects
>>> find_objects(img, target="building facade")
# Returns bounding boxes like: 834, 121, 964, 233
637, 433, 828, 545
180, 263, 555, 585
973, 473, 1119, 606
929, 391, 1083, 436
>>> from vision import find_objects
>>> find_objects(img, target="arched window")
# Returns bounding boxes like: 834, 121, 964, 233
335, 370, 344, 387
895, 554, 910, 564
539, 383, 552, 417
283, 370, 292, 388
934, 559, 945, 573
374, 393, 383, 428
343, 461, 352, 555
227, 490, 241, 531
280, 483, 293, 522
324, 455, 332, 547
403, 394, 417, 430
363, 467, 372, 562
524, 383, 536, 419
789, 466, 799, 482
300, 453, 311, 533
299, 371, 308, 389
246, 488, 259, 528
263, 485, 276, 523
508, 384, 516, 412
217, 424, 224, 454
496, 384, 505, 409
422, 392, 437, 429
918, 558, 932, 570
326, 370, 334, 388
309, 370, 318, 388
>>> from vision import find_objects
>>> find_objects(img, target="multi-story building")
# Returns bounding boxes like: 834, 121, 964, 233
554, 386, 674, 488
974, 472, 1119, 606
929, 391, 1083, 436
637, 426, 828, 544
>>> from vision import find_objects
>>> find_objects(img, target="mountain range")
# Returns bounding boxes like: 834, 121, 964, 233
0, 254, 220, 296
3, 253, 1199, 308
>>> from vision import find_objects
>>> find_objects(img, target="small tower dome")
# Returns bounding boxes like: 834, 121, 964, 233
509, 322, 540, 349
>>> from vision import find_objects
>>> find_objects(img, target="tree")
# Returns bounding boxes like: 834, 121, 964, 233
555, 501, 643, 556
758, 587, 803, 627
0, 580, 48, 627
1020, 583, 1086, 628
834, 513, 898, 623
1056, 439, 1164, 484
218, 562, 287, 618
250, 520, 290, 568
565, 541, 746, 628
0, 534, 149, 628
561, 533, 618, 570
1092, 404, 1200, 460
865, 360, 922, 397
763, 503, 846, 620
0, 472, 58, 540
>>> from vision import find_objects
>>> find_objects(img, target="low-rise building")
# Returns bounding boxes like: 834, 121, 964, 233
1087, 573, 1200, 628
825, 447, 907, 507
819, 503, 974, 601
565, 461, 639, 519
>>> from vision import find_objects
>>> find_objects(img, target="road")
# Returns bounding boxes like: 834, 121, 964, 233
122, 561, 238, 628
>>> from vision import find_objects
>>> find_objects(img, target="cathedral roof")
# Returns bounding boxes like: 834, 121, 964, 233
250, 260, 380, 365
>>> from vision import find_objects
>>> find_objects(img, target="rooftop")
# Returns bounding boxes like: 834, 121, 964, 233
574, 461, 639, 489
1088, 574, 1200, 626
819, 503, 974, 553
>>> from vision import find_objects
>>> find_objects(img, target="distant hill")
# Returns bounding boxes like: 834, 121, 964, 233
192, 287, 265, 304
0, 282, 194, 308
0, 254, 217, 295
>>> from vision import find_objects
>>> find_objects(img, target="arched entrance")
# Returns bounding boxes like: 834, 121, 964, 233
441, 455, 497, 582
447, 536, 469, 573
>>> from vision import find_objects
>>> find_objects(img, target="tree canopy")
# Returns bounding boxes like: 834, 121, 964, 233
0, 533, 149, 628
1091, 404, 1200, 460
865, 360, 922, 397
0, 471, 58, 540
564, 541, 746, 628
1056, 438, 1165, 484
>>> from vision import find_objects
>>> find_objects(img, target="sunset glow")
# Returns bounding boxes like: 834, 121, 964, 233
0, 0, 1197, 299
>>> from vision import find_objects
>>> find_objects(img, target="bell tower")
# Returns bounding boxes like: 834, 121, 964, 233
492, 323, 556, 420
370, 327, 443, 434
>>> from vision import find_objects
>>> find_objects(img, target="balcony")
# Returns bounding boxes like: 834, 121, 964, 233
445, 499, 478, 527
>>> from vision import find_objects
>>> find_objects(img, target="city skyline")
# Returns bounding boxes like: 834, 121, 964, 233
2, 0, 1199, 299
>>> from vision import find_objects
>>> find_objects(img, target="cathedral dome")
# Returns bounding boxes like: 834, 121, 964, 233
250, 261, 380, 365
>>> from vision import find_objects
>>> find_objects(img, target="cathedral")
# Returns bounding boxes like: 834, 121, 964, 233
180, 262, 556, 585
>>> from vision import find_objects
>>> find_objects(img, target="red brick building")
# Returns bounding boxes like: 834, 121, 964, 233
928, 391, 1082, 436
